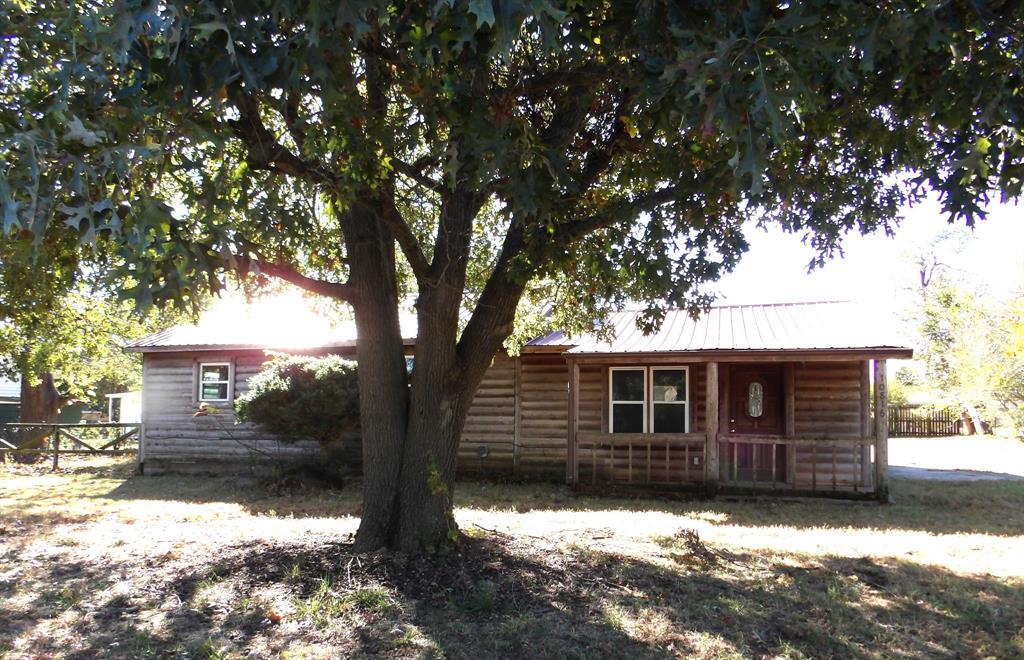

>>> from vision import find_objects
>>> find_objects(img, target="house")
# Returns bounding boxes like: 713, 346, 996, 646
125, 301, 912, 500
0, 378, 20, 424
0, 377, 86, 424
106, 391, 142, 423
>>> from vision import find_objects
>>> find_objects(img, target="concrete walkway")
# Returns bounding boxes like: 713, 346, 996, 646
889, 436, 1024, 482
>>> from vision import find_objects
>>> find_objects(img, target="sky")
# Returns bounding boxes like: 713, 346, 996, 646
711, 196, 1024, 317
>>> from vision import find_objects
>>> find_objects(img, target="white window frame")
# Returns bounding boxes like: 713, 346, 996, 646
609, 367, 647, 434
649, 366, 690, 433
197, 362, 233, 403
609, 366, 690, 433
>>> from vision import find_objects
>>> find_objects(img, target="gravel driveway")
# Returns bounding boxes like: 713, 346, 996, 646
889, 436, 1024, 482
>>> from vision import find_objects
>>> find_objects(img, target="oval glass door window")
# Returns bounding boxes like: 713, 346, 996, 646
747, 381, 764, 418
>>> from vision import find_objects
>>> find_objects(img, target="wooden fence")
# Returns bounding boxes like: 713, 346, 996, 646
0, 423, 142, 469
887, 406, 961, 437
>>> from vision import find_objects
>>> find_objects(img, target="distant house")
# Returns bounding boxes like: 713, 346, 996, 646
126, 301, 911, 500
0, 377, 85, 424
106, 391, 142, 423
0, 378, 20, 424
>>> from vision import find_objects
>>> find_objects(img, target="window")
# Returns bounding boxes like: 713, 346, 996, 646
609, 366, 688, 433
747, 381, 764, 418
610, 368, 646, 433
198, 363, 232, 402
651, 368, 688, 433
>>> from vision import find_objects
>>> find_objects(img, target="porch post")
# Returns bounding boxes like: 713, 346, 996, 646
860, 360, 872, 488
705, 361, 719, 493
566, 357, 580, 485
513, 356, 522, 476
784, 363, 796, 485
873, 359, 890, 502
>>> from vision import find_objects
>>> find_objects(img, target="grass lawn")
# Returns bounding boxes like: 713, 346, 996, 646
1, 456, 1022, 659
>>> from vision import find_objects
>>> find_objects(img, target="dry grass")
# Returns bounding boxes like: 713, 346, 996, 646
1, 455, 1023, 658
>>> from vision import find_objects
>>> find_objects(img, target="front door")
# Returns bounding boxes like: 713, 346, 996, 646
727, 365, 787, 483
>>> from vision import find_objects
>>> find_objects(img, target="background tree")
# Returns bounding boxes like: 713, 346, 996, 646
897, 228, 1024, 434
912, 279, 1024, 435
2, 2, 1021, 550
0, 276, 194, 427
995, 295, 1024, 434
0, 232, 195, 432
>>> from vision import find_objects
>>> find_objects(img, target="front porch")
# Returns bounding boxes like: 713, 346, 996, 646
566, 356, 893, 501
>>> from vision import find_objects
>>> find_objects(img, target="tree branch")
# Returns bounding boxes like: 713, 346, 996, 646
375, 182, 432, 283
555, 182, 692, 246
454, 221, 529, 383
228, 89, 335, 185
249, 257, 353, 302
571, 90, 634, 197
282, 93, 308, 155
392, 157, 445, 195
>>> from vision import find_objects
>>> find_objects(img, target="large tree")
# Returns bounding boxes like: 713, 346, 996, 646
1, 1, 1021, 550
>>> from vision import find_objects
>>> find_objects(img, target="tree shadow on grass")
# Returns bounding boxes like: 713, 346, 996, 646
99, 470, 365, 516
5, 532, 1022, 658
459, 478, 1024, 538
95, 471, 1024, 538
683, 478, 1024, 537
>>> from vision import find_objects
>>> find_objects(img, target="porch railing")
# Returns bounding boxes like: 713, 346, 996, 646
717, 434, 875, 494
574, 431, 877, 495
575, 432, 706, 487
0, 423, 142, 469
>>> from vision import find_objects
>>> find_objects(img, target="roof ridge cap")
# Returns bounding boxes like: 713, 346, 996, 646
613, 300, 853, 313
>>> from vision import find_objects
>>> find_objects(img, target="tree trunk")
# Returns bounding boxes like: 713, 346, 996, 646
344, 202, 413, 553
351, 271, 528, 551
346, 182, 532, 552
17, 372, 63, 452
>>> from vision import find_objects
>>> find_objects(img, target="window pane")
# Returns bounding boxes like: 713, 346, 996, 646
652, 404, 687, 432
201, 365, 229, 382
611, 370, 644, 402
652, 369, 686, 402
747, 382, 764, 418
612, 403, 644, 433
201, 383, 228, 400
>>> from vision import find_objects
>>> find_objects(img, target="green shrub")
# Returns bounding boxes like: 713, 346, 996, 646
235, 354, 360, 446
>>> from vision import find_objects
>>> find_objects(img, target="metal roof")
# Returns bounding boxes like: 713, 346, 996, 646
528, 301, 911, 355
125, 315, 418, 353
127, 301, 910, 357
0, 378, 19, 400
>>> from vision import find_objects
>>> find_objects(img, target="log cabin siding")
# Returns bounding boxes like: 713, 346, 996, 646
141, 349, 564, 478
141, 351, 320, 473
140, 348, 878, 494
515, 355, 569, 478
459, 352, 517, 474
791, 361, 869, 490
691, 363, 707, 432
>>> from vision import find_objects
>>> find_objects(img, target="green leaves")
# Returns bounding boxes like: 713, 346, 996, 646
235, 354, 360, 444
0, 0, 1021, 343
